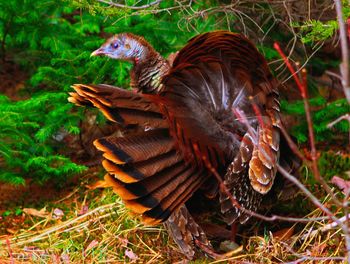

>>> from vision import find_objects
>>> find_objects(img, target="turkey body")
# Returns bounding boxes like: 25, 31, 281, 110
69, 30, 281, 257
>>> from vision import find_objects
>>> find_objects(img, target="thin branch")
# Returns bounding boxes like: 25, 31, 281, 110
325, 70, 342, 80
274, 42, 343, 208
274, 42, 305, 97
279, 124, 308, 164
284, 256, 345, 264
332, 3, 350, 259
96, 0, 162, 10
301, 213, 350, 239
334, 0, 350, 103
277, 165, 342, 225
327, 113, 350, 128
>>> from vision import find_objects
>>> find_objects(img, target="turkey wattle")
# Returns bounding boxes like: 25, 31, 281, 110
69, 31, 282, 258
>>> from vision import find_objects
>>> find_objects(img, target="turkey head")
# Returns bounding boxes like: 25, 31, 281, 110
91, 33, 170, 94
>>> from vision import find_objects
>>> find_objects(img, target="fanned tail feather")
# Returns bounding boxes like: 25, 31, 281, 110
69, 84, 210, 224
69, 84, 167, 128
97, 130, 210, 224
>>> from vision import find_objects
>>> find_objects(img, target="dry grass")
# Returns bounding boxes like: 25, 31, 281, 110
0, 184, 346, 263
0, 186, 180, 263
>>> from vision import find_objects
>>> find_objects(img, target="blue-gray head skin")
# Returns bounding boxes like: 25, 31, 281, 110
91, 33, 170, 94
91, 33, 157, 63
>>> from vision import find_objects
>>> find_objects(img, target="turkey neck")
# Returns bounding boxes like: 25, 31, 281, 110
131, 46, 170, 94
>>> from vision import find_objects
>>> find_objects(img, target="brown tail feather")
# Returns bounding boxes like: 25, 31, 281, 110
143, 170, 208, 224
94, 128, 174, 164
69, 84, 167, 128
101, 149, 182, 183
93, 127, 207, 224
72, 84, 161, 112
105, 156, 208, 224
122, 165, 194, 214
104, 161, 187, 200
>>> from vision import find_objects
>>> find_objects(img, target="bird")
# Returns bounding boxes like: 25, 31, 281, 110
68, 31, 282, 259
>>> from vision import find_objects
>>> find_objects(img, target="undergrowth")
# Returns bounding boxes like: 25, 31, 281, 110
0, 182, 180, 263
0, 93, 85, 185
0, 176, 346, 263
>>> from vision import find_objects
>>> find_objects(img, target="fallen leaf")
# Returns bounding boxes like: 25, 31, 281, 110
200, 223, 231, 240
6, 228, 16, 234
23, 208, 49, 218
118, 237, 129, 247
78, 204, 89, 216
53, 208, 64, 219
219, 240, 240, 252
272, 226, 295, 240
85, 240, 99, 253
125, 249, 138, 262
331, 175, 350, 194
61, 253, 70, 264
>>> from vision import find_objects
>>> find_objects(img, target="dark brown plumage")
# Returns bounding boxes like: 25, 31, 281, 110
69, 31, 283, 258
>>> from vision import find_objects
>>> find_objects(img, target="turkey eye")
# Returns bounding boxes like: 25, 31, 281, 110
113, 43, 119, 49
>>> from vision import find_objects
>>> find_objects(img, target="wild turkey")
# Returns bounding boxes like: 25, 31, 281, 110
69, 31, 282, 258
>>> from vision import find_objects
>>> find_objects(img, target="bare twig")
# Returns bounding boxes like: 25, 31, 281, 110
327, 113, 350, 128
5, 239, 14, 264
334, 0, 350, 102
284, 256, 345, 264
277, 165, 341, 225
301, 213, 350, 239
274, 42, 343, 208
96, 0, 162, 10
273, 42, 305, 97
325, 70, 342, 80
279, 124, 308, 163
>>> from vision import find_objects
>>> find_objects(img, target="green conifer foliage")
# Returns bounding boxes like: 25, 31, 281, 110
281, 2, 350, 144
0, 0, 221, 185
0, 93, 86, 185
281, 98, 350, 143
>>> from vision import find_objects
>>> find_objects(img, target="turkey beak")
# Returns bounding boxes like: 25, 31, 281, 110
90, 48, 105, 57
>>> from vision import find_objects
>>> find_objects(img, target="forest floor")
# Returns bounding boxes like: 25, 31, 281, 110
0, 163, 346, 263
0, 167, 182, 263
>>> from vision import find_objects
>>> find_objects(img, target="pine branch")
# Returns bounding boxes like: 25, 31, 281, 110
96, 0, 162, 10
